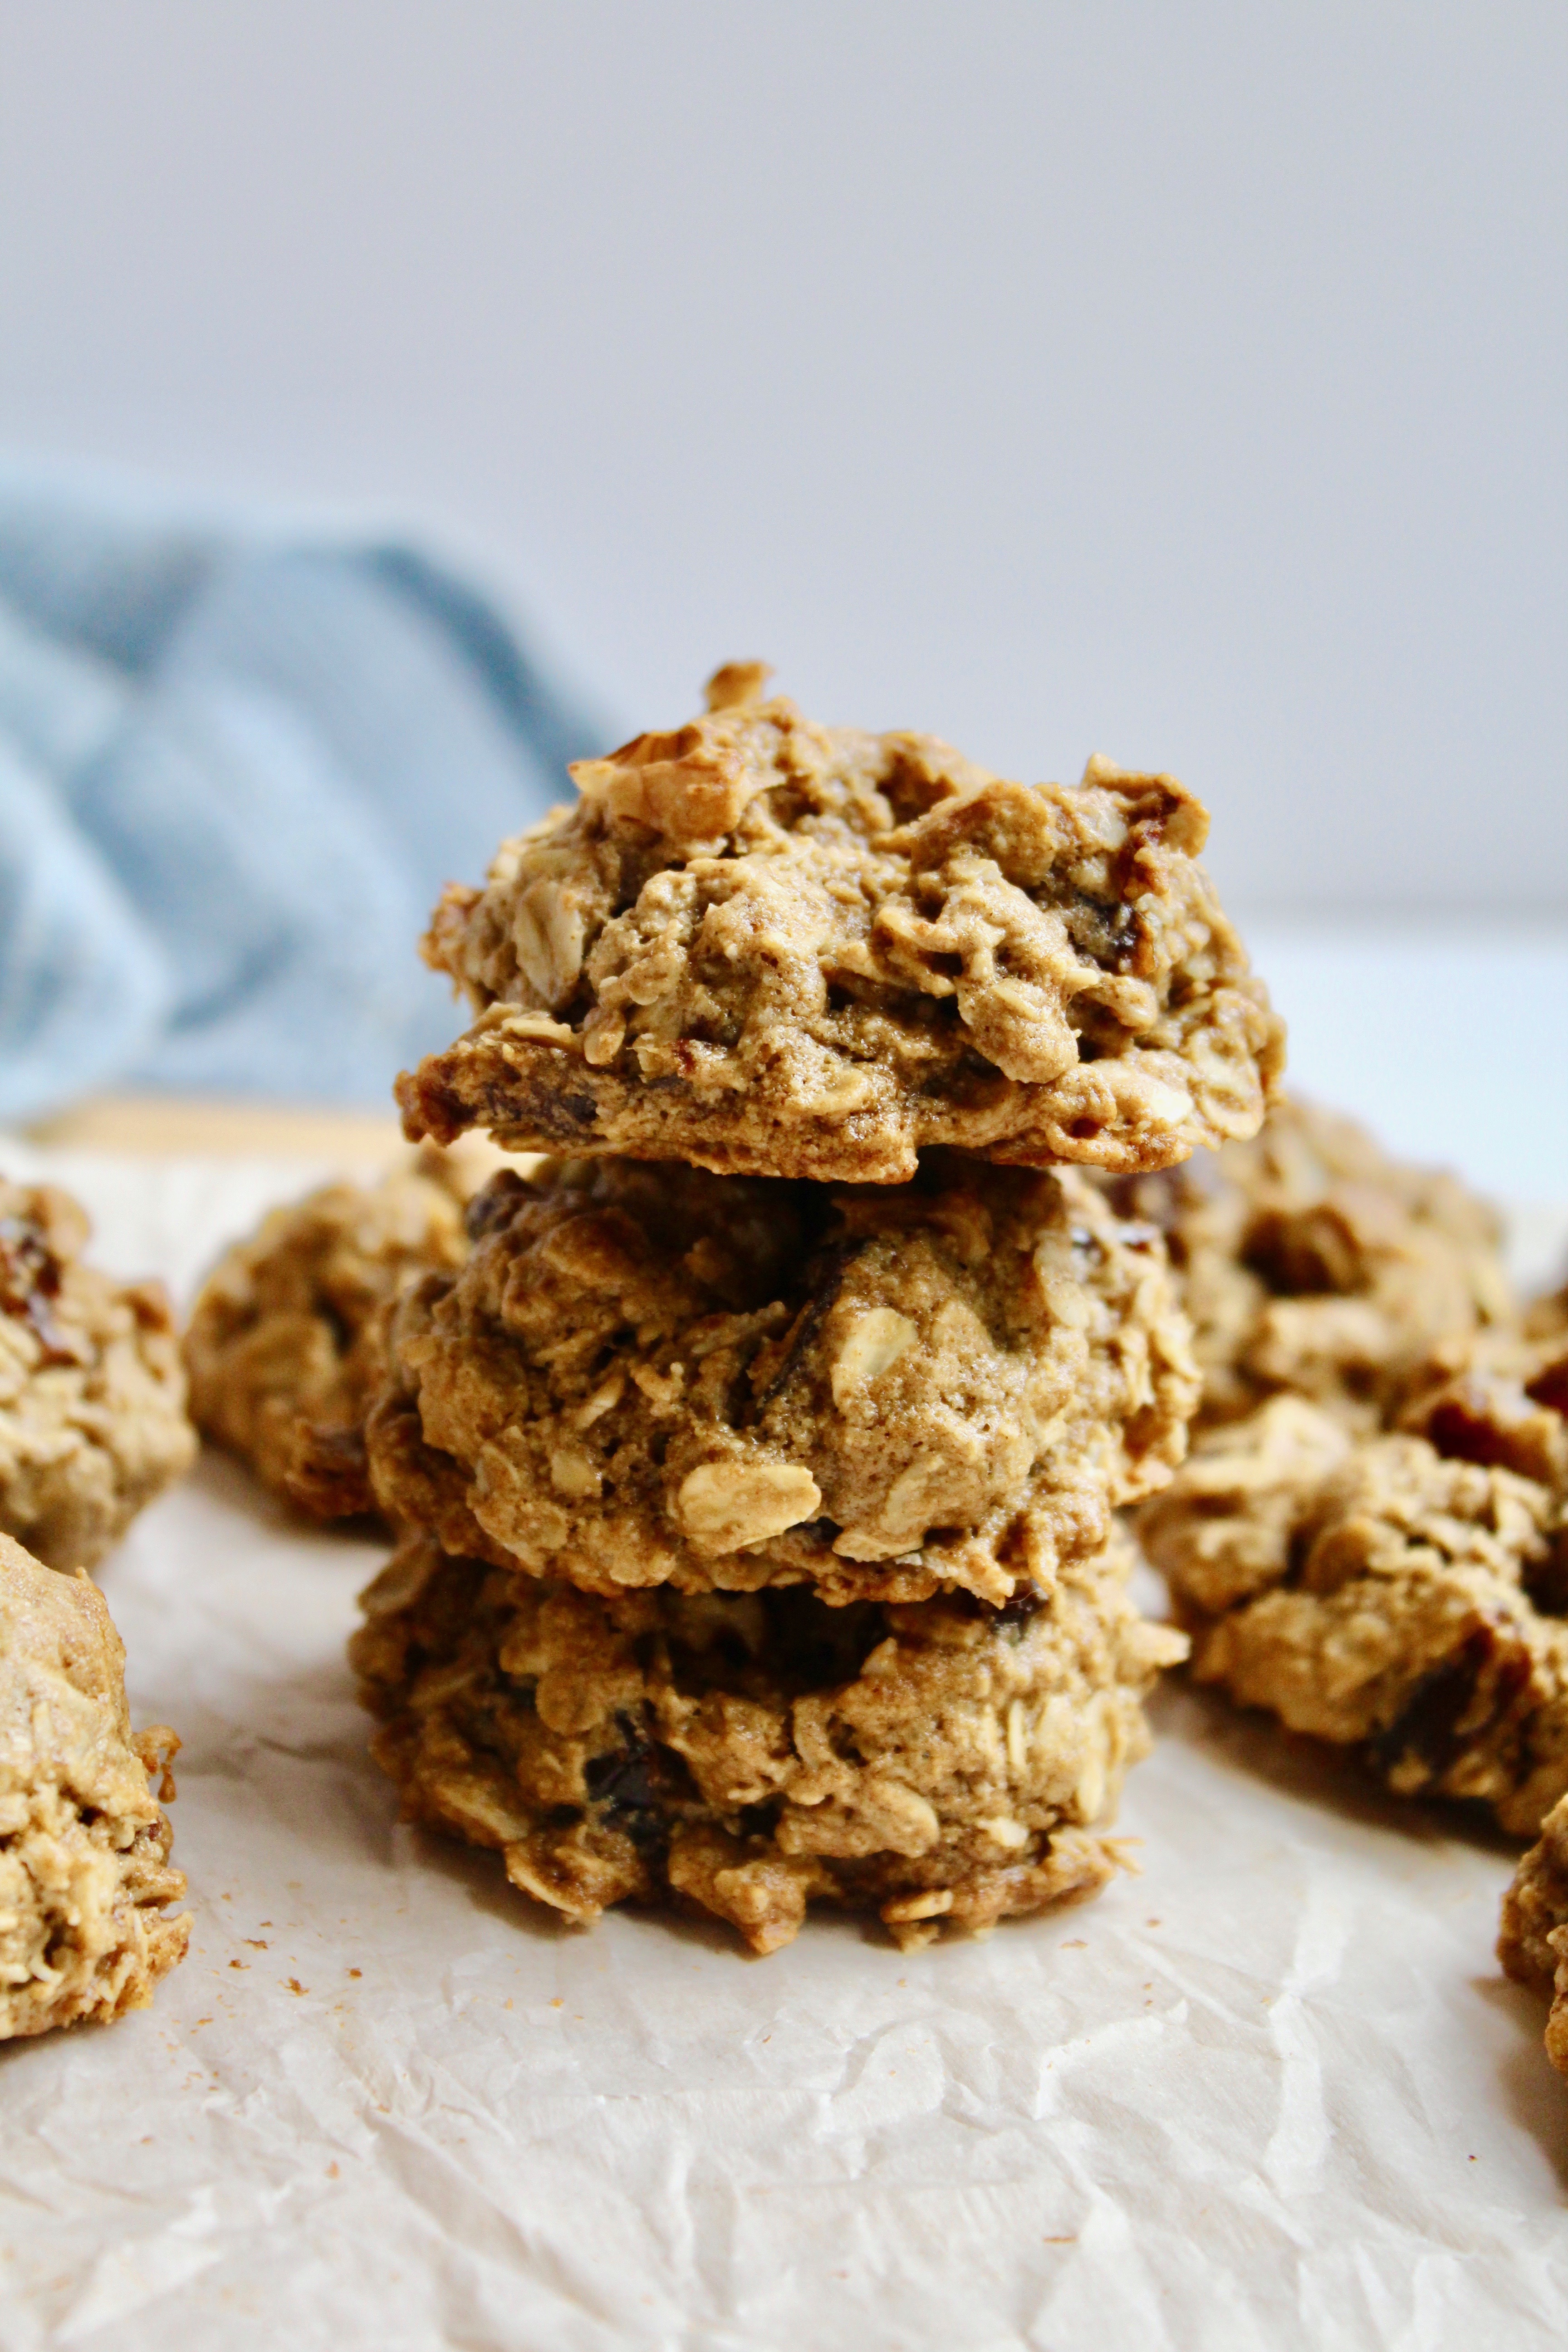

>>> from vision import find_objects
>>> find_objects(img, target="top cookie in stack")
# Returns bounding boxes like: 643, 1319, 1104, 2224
397, 662, 1284, 1183
353, 667, 1283, 1951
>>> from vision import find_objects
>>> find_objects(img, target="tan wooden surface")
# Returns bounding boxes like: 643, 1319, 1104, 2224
27, 1094, 407, 1162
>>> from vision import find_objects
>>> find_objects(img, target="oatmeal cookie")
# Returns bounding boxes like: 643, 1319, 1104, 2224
1499, 1790, 1568, 2079
0, 1176, 196, 1571
1106, 1097, 1513, 1431
184, 1143, 499, 1518
397, 664, 1283, 1185
365, 1151, 1199, 1610
351, 1523, 1185, 1953
0, 1536, 189, 2038
1140, 1361, 1568, 1834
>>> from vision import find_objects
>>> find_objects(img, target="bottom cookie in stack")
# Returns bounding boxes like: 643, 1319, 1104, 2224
350, 1522, 1186, 1953
182, 1140, 498, 1520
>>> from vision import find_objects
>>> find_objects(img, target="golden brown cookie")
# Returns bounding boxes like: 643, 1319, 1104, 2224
0, 1535, 189, 2038
1106, 1097, 1513, 1432
351, 1522, 1185, 1954
365, 1151, 1199, 1610
183, 1144, 498, 1518
397, 666, 1283, 1185
1141, 1337, 1568, 1835
0, 1176, 196, 1571
1499, 1789, 1568, 2080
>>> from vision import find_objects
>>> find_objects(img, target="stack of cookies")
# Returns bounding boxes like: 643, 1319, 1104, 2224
346, 665, 1285, 1951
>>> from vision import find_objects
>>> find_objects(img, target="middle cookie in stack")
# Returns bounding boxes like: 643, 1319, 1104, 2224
353, 667, 1284, 1949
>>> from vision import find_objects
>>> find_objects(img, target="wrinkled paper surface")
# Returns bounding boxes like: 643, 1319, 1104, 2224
1, 1147, 1565, 2351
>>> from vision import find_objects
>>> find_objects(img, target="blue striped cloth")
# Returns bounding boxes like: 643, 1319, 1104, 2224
0, 479, 607, 1120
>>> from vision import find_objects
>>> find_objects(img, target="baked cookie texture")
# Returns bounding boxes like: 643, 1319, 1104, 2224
0, 1536, 188, 2038
1526, 1282, 1568, 1343
184, 1144, 497, 1518
1141, 1315, 1568, 1835
0, 1176, 196, 1571
1499, 1790, 1568, 2079
398, 665, 1284, 1185
1104, 1097, 1513, 1433
365, 1151, 1200, 1610
351, 1524, 1186, 1953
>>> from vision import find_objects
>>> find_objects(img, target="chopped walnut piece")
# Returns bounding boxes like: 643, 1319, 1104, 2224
676, 1459, 824, 1553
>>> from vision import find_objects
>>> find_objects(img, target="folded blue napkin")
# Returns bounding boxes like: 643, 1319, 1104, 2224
0, 478, 607, 1121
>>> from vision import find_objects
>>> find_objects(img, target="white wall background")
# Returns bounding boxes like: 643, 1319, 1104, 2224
0, 0, 1563, 919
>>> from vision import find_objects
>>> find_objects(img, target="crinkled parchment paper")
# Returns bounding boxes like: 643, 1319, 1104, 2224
0, 1150, 1565, 2352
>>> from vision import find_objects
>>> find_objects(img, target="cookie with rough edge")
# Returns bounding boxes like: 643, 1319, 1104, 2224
0, 1175, 196, 1571
397, 664, 1284, 1184
1499, 1790, 1568, 2080
0, 1536, 189, 2038
1103, 1096, 1514, 1434
364, 1150, 1200, 1610
184, 1142, 501, 1519
350, 1522, 1186, 1954
1140, 1328, 1568, 1836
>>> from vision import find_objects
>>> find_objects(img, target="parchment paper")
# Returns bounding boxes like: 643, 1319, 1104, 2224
1, 1148, 1565, 2352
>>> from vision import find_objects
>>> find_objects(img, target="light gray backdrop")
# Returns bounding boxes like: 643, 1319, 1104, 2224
0, 0, 1563, 918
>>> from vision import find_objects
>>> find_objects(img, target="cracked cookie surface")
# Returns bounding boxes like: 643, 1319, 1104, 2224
351, 1523, 1186, 1952
1499, 1790, 1568, 2079
1140, 1321, 1568, 1834
0, 1536, 188, 2038
398, 665, 1283, 1184
0, 1176, 196, 1571
1104, 1097, 1513, 1433
184, 1144, 497, 1519
365, 1151, 1199, 1609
